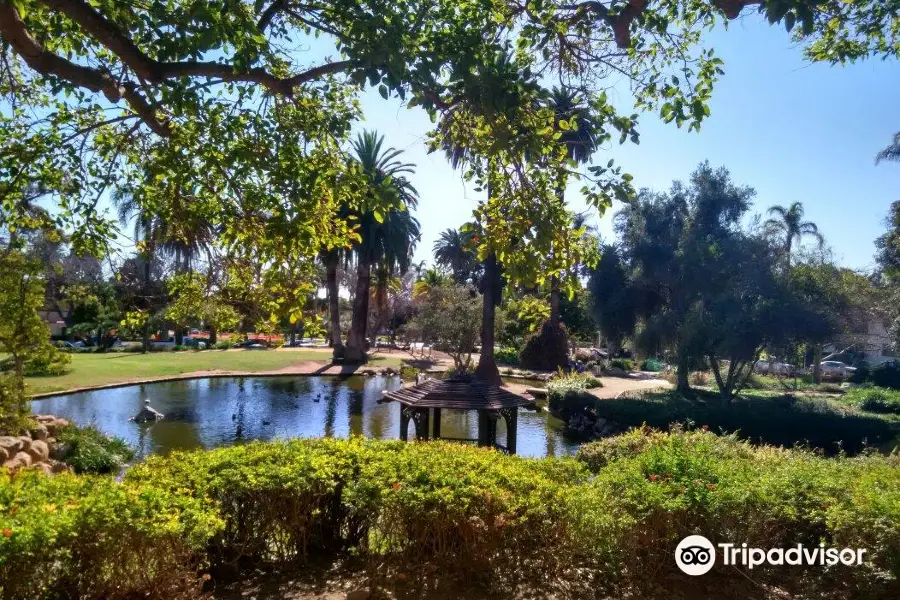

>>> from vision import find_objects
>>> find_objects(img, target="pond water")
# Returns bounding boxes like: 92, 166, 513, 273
31, 376, 579, 459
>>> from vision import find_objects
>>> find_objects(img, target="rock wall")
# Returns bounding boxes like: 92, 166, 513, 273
0, 415, 72, 474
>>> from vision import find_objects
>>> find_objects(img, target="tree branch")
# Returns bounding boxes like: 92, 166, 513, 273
257, 0, 287, 31
0, 1, 170, 137
560, 0, 765, 48
36, 0, 352, 95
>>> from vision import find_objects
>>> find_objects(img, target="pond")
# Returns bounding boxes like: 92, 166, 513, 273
31, 375, 579, 459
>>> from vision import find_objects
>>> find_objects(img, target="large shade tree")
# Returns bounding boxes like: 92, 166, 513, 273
0, 0, 896, 375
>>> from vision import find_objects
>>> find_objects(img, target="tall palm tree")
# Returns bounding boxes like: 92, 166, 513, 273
436, 110, 502, 382
764, 202, 824, 268
434, 51, 539, 383
344, 131, 420, 363
548, 87, 598, 327
433, 228, 477, 284
876, 132, 900, 164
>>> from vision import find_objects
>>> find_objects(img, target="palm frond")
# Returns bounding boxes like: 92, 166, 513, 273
876, 132, 900, 164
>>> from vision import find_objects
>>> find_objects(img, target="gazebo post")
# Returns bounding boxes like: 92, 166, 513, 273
400, 407, 411, 441
413, 408, 429, 441
477, 410, 488, 447
433, 408, 441, 439
500, 407, 518, 455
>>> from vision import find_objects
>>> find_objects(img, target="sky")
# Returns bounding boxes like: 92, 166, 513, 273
347, 16, 900, 272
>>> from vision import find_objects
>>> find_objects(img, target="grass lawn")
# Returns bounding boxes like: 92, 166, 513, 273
25, 349, 406, 395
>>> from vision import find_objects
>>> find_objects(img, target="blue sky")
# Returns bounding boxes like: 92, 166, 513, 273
350, 16, 899, 272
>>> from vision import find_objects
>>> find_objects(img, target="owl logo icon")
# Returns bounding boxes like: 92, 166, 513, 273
675, 535, 716, 576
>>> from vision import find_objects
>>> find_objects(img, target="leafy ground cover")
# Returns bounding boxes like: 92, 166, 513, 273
1, 432, 897, 599
841, 387, 900, 415
23, 350, 405, 395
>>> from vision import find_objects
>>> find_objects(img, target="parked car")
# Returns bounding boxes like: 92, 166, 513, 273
818, 360, 856, 380
754, 360, 771, 374
771, 362, 796, 376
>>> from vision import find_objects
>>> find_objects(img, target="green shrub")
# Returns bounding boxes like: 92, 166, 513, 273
870, 364, 900, 390
1, 436, 899, 599
547, 372, 602, 418
56, 425, 135, 474
592, 390, 898, 455
843, 387, 900, 414
571, 428, 900, 595
0, 470, 221, 600
399, 365, 419, 380
495, 346, 520, 366
519, 321, 569, 371
172, 344, 189, 352
1, 345, 74, 376
849, 363, 900, 390
609, 358, 633, 372
213, 340, 232, 350
639, 357, 664, 372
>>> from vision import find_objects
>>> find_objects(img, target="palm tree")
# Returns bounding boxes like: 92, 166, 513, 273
435, 109, 502, 383
548, 87, 598, 327
114, 189, 213, 347
344, 131, 420, 363
876, 132, 900, 164
412, 266, 448, 300
433, 228, 477, 284
764, 202, 824, 268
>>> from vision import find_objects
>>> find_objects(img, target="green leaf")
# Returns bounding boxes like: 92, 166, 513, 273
378, 85, 388, 99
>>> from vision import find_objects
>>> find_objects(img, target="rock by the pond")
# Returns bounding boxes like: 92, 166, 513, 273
13, 452, 32, 468
29, 422, 49, 441
50, 441, 72, 462
26, 439, 50, 463
132, 399, 165, 423
0, 436, 23, 456
50, 460, 69, 474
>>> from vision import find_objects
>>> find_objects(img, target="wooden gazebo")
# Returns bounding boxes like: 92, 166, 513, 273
379, 375, 538, 454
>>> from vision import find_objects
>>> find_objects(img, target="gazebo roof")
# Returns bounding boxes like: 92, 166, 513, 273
380, 375, 538, 411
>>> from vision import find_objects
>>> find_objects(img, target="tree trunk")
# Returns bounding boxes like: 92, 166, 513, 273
676, 352, 691, 393
209, 327, 217, 346
141, 252, 152, 353
175, 327, 184, 346
474, 250, 501, 385
345, 259, 371, 363
325, 251, 343, 358
550, 275, 560, 327
812, 344, 823, 384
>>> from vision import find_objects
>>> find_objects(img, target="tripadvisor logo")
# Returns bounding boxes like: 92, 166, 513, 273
675, 535, 868, 576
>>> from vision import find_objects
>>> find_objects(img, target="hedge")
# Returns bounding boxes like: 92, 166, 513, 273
1, 433, 899, 599
587, 389, 899, 455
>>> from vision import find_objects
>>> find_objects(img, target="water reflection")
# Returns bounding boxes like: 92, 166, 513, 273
31, 376, 578, 459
